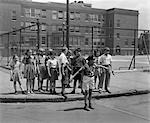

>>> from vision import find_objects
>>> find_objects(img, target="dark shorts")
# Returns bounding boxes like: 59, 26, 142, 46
61, 67, 69, 85
50, 68, 58, 82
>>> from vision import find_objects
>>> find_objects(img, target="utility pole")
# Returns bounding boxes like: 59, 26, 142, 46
66, 0, 69, 49
62, 22, 65, 47
37, 19, 40, 51
92, 26, 94, 55
19, 29, 22, 60
46, 31, 49, 49
7, 33, 9, 66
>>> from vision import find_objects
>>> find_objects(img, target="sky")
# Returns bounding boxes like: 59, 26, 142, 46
32, 0, 150, 30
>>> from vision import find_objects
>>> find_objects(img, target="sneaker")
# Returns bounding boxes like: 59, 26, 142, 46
14, 91, 18, 95
22, 91, 25, 94
30, 91, 34, 94
53, 90, 57, 94
70, 90, 75, 94
84, 105, 90, 111
49, 89, 53, 94
89, 104, 94, 110
26, 91, 30, 95
81, 90, 85, 95
106, 89, 111, 94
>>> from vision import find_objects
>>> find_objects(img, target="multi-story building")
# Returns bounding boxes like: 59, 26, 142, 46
0, 0, 139, 56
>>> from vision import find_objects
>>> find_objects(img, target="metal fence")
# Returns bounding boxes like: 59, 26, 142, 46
0, 21, 150, 66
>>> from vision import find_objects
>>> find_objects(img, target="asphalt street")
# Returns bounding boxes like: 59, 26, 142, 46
0, 94, 149, 123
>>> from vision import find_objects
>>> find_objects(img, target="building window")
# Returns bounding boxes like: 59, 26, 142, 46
52, 25, 57, 31
29, 37, 36, 46
12, 27, 16, 35
41, 9, 46, 18
85, 38, 89, 45
73, 37, 78, 45
57, 26, 63, 31
98, 41, 101, 45
35, 9, 41, 18
85, 27, 91, 34
41, 23, 47, 31
131, 41, 135, 46
125, 39, 128, 46
70, 26, 74, 32
75, 26, 80, 32
31, 8, 35, 17
24, 8, 31, 17
70, 12, 74, 20
98, 15, 101, 22
58, 11, 63, 19
101, 38, 105, 46
85, 14, 90, 21
109, 33, 112, 38
101, 29, 105, 34
42, 37, 46, 44
11, 10, 17, 21
75, 12, 80, 20
93, 14, 98, 22
30, 22, 37, 31
117, 33, 120, 39
21, 22, 24, 28
109, 20, 112, 27
117, 19, 120, 27
25, 22, 31, 30
52, 10, 57, 20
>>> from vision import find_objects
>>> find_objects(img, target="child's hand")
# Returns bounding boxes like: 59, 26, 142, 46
112, 70, 115, 75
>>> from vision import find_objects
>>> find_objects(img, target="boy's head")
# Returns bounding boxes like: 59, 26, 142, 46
104, 47, 110, 55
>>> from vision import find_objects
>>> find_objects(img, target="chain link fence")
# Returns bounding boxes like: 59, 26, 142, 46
0, 22, 149, 66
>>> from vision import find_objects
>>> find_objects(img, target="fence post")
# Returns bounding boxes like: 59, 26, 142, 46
46, 31, 49, 49
133, 29, 136, 69
62, 23, 65, 47
7, 33, 10, 65
19, 29, 22, 60
92, 26, 94, 54
37, 19, 40, 51
66, 0, 69, 49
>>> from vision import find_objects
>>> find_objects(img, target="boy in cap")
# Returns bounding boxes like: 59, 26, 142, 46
71, 48, 85, 94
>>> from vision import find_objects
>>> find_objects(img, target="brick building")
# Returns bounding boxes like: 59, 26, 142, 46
0, 0, 139, 56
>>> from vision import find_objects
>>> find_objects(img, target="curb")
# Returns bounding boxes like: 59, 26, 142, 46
0, 65, 10, 70
0, 90, 150, 103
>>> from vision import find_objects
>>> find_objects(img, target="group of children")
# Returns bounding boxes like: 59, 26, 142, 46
9, 47, 113, 111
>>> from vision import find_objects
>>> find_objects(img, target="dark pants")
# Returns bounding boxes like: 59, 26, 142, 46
61, 67, 69, 95
100, 65, 111, 90
72, 67, 83, 92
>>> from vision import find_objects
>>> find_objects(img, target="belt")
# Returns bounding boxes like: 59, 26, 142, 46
50, 67, 57, 69
103, 65, 110, 67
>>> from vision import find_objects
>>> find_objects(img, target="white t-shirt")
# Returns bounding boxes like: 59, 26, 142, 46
98, 54, 112, 65
47, 58, 58, 68
59, 52, 69, 67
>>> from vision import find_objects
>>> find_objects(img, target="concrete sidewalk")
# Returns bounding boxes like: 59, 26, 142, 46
0, 67, 150, 103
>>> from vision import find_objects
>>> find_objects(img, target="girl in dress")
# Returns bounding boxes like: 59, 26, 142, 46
22, 50, 36, 94
9, 55, 24, 94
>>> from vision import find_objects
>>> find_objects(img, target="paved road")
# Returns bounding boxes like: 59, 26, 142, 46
0, 94, 149, 123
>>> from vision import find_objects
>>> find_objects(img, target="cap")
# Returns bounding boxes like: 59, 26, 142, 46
104, 47, 110, 51
75, 48, 81, 52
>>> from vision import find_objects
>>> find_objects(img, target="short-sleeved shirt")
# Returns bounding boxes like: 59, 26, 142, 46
47, 58, 58, 68
72, 55, 86, 68
59, 52, 69, 67
98, 54, 112, 65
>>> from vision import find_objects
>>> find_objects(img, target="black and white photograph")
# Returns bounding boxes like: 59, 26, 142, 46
0, 0, 150, 122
